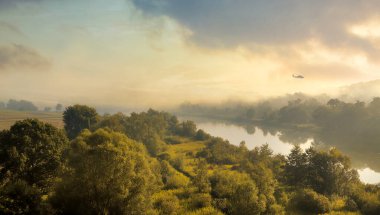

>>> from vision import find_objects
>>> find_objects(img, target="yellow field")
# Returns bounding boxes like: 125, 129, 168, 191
0, 110, 63, 130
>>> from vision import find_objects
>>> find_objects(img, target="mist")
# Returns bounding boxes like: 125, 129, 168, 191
2, 0, 380, 110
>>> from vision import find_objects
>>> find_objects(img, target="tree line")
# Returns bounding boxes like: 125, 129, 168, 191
0, 104, 379, 214
0, 99, 63, 112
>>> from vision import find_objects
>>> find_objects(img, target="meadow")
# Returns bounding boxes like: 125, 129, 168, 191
0, 110, 63, 130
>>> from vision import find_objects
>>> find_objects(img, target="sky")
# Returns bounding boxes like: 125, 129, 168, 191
1, 0, 380, 109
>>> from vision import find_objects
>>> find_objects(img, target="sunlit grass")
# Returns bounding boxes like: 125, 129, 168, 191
0, 110, 63, 130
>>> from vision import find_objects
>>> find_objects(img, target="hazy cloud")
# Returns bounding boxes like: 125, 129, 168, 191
0, 21, 24, 36
0, 44, 51, 72
0, 0, 42, 8
132, 0, 380, 55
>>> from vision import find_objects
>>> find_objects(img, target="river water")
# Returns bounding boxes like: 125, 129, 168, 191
184, 118, 380, 184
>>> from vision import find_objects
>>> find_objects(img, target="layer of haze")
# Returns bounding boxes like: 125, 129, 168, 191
1, 0, 380, 108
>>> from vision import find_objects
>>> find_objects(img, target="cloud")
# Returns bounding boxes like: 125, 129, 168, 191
0, 21, 24, 36
0, 44, 51, 72
0, 0, 41, 8
132, 0, 380, 56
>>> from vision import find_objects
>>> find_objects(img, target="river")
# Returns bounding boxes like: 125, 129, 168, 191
183, 117, 380, 185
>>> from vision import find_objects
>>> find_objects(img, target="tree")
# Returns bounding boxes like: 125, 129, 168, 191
0, 119, 68, 193
291, 189, 331, 214
152, 191, 182, 215
96, 112, 127, 133
193, 160, 211, 193
6, 99, 38, 111
0, 180, 42, 214
50, 129, 160, 214
285, 146, 307, 187
55, 103, 63, 112
178, 120, 197, 137
306, 148, 359, 195
63, 105, 99, 139
0, 119, 68, 214
210, 170, 265, 215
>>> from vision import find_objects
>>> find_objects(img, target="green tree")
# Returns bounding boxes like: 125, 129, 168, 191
0, 119, 68, 214
193, 160, 211, 193
291, 189, 331, 214
96, 112, 127, 133
0, 180, 42, 214
152, 191, 182, 215
50, 129, 159, 214
0, 119, 68, 193
178, 121, 197, 137
284, 146, 307, 187
306, 148, 359, 195
210, 170, 264, 215
63, 104, 99, 139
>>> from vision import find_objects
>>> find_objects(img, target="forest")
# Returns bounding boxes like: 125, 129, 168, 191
0, 105, 380, 215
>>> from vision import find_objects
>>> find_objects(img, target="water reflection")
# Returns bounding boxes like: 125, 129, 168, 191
183, 117, 380, 184
196, 122, 312, 155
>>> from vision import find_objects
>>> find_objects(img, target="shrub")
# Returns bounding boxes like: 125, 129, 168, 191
292, 189, 331, 214
185, 206, 222, 215
189, 193, 212, 209
345, 199, 358, 211
153, 191, 181, 215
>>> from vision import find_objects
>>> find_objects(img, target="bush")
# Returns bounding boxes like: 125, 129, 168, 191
345, 199, 358, 211
185, 206, 222, 215
195, 129, 211, 141
189, 193, 212, 209
171, 157, 185, 172
158, 152, 172, 161
292, 189, 331, 214
165, 136, 182, 145
268, 204, 285, 215
153, 191, 181, 215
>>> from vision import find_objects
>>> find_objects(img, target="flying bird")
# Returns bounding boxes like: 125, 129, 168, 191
292, 74, 304, 79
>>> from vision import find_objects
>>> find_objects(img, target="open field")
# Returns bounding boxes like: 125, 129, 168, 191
0, 110, 63, 130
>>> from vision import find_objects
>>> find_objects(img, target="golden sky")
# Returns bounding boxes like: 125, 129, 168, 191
1, 0, 380, 108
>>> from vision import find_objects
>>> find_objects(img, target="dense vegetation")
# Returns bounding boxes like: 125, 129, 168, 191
178, 96, 380, 172
0, 105, 379, 214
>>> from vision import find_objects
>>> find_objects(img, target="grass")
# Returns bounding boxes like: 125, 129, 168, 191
0, 109, 63, 130
165, 137, 208, 176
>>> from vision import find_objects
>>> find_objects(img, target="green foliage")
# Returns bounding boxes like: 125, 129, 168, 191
0, 108, 378, 214
198, 138, 245, 164
210, 170, 264, 215
189, 193, 213, 209
306, 148, 359, 195
285, 146, 359, 196
50, 129, 159, 214
291, 189, 332, 214
345, 198, 359, 211
63, 105, 99, 139
267, 204, 285, 215
95, 112, 127, 133
161, 161, 190, 189
177, 121, 197, 137
185, 206, 223, 215
153, 191, 182, 215
284, 145, 308, 187
348, 184, 380, 215
0, 119, 68, 193
193, 160, 211, 193
195, 129, 211, 141
0, 180, 42, 215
